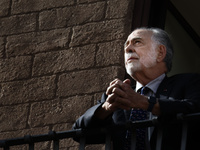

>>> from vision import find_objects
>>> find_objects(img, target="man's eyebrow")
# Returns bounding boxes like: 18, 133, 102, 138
124, 37, 142, 46
131, 37, 142, 41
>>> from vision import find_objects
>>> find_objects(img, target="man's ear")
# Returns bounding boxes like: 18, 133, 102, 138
156, 45, 167, 62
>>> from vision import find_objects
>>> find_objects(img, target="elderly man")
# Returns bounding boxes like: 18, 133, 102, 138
73, 27, 200, 150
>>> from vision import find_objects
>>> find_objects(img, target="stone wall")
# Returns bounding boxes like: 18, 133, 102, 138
0, 0, 135, 149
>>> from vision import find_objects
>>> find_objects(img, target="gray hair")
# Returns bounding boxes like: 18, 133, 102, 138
135, 27, 174, 72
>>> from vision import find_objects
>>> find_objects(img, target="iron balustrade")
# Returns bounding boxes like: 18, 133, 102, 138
0, 113, 200, 150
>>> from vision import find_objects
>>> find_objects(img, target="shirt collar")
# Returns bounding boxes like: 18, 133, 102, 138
136, 74, 166, 94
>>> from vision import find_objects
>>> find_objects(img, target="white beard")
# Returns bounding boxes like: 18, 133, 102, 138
125, 48, 157, 76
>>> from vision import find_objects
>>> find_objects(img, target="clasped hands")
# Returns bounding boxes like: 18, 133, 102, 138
102, 78, 147, 112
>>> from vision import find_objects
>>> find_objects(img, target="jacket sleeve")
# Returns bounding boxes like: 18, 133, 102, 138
158, 74, 200, 116
72, 93, 113, 144
72, 93, 113, 129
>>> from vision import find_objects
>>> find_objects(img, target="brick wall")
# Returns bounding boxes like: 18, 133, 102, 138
0, 0, 135, 149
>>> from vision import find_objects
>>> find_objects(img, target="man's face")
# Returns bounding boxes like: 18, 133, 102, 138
124, 29, 158, 77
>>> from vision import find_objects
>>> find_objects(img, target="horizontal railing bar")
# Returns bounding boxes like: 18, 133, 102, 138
0, 129, 83, 147
177, 112, 200, 121
0, 113, 200, 148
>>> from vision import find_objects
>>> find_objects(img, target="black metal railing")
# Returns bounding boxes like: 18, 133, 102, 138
0, 113, 200, 150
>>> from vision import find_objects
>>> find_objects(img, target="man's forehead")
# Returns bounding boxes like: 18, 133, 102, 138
128, 29, 152, 40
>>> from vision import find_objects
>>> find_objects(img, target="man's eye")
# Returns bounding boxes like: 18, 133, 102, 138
134, 40, 142, 46
135, 40, 140, 44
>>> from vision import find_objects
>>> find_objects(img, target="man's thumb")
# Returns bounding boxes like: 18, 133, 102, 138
123, 79, 131, 85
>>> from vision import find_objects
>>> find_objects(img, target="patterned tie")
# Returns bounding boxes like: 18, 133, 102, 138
124, 87, 149, 150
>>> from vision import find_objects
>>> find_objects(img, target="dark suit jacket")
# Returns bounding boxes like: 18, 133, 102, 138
73, 73, 200, 150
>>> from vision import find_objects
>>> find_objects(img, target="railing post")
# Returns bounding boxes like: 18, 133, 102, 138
24, 135, 34, 150
0, 140, 9, 150
105, 133, 112, 150
29, 143, 34, 150
53, 140, 59, 150
156, 126, 163, 150
48, 131, 59, 150
79, 137, 86, 150
180, 121, 188, 150
130, 129, 136, 150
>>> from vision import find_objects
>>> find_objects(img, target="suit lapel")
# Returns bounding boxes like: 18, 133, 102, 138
156, 76, 170, 98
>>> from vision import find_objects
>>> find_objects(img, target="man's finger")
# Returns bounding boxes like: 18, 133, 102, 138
109, 78, 120, 86
106, 80, 123, 95
106, 93, 116, 104
112, 87, 127, 98
123, 79, 131, 85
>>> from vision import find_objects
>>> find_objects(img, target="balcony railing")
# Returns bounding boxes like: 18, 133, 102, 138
0, 113, 200, 150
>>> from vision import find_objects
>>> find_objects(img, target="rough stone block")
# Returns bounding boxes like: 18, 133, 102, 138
0, 37, 5, 58
0, 0, 10, 17
70, 19, 127, 46
68, 146, 80, 150
56, 138, 78, 150
96, 40, 124, 66
0, 56, 32, 82
5, 145, 28, 150
29, 95, 93, 127
52, 123, 72, 131
57, 66, 125, 97
39, 9, 70, 30
106, 0, 130, 19
0, 126, 49, 139
65, 1, 105, 25
6, 28, 71, 57
0, 76, 56, 105
77, 0, 100, 3
32, 44, 96, 76
85, 145, 105, 150
39, 2, 105, 30
0, 104, 29, 132
11, 0, 74, 14
0, 14, 36, 36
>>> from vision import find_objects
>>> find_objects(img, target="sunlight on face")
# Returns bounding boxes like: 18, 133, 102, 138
124, 29, 158, 76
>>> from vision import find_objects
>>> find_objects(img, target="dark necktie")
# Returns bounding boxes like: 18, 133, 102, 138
124, 87, 149, 150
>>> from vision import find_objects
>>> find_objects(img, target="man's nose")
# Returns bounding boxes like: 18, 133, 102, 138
125, 44, 135, 53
